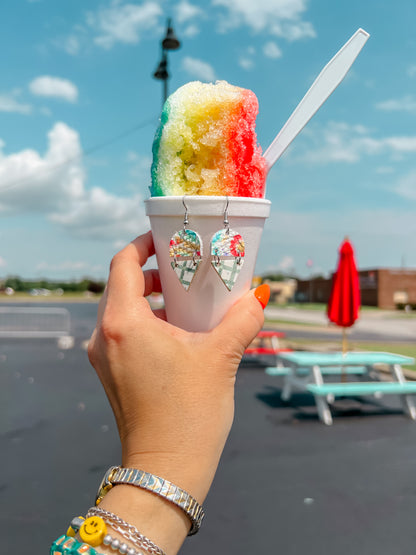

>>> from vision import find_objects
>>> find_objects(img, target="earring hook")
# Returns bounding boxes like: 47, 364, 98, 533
182, 196, 189, 230
224, 196, 229, 234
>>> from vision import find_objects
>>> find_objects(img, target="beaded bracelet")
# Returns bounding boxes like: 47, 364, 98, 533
66, 513, 165, 555
51, 533, 148, 555
50, 534, 104, 554
102, 532, 148, 555
86, 507, 166, 555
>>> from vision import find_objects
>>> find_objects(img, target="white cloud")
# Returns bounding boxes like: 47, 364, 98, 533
175, 0, 204, 24
263, 41, 282, 59
0, 122, 146, 243
239, 57, 254, 70
293, 121, 416, 165
407, 65, 416, 78
126, 150, 140, 162
62, 35, 81, 55
52, 24, 88, 56
40, 106, 52, 117
126, 152, 152, 180
212, 0, 316, 41
0, 256, 7, 268
182, 24, 200, 38
49, 187, 145, 241
391, 171, 416, 200
277, 255, 295, 271
0, 91, 32, 114
181, 56, 216, 82
376, 166, 395, 174
29, 76, 79, 103
238, 46, 256, 70
383, 136, 416, 152
376, 95, 416, 114
270, 20, 315, 41
0, 122, 84, 213
87, 1, 162, 49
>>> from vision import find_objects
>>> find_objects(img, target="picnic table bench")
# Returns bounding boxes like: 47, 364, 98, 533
266, 351, 416, 425
243, 331, 292, 368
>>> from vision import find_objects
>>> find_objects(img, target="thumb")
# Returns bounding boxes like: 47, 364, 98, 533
210, 284, 270, 357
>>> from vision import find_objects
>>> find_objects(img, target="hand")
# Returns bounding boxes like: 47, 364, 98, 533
87, 231, 269, 550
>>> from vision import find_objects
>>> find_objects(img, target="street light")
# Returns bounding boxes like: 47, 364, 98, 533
153, 18, 181, 107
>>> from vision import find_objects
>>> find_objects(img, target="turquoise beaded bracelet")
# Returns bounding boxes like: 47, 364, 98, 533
50, 534, 104, 555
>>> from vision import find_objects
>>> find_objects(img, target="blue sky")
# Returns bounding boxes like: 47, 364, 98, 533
1, 0, 416, 280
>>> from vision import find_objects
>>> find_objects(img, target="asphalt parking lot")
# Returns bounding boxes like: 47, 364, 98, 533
2, 304, 416, 554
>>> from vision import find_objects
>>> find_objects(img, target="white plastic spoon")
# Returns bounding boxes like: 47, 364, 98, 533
263, 28, 370, 171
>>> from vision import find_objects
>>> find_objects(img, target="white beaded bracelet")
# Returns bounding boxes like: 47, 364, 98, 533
103, 533, 146, 555
87, 507, 166, 555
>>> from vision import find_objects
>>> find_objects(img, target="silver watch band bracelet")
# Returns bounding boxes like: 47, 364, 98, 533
96, 466, 204, 535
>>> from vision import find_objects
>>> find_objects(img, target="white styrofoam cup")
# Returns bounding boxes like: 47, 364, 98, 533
145, 195, 271, 332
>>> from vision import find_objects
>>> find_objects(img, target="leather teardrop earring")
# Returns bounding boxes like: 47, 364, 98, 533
211, 197, 245, 291
169, 197, 202, 291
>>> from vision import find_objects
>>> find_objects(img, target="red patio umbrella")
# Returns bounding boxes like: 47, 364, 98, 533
327, 237, 361, 354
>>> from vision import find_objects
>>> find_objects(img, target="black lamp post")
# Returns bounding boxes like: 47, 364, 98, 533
153, 18, 181, 106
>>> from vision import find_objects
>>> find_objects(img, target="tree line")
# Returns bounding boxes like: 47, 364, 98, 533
3, 277, 106, 294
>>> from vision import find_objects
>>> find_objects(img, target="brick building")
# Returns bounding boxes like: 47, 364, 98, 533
296, 268, 416, 309
263, 278, 297, 304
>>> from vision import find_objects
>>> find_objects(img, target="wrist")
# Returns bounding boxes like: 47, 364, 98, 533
121, 451, 220, 504
99, 484, 189, 554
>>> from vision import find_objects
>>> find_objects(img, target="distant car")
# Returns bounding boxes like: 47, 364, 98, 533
242, 330, 292, 367
29, 288, 51, 296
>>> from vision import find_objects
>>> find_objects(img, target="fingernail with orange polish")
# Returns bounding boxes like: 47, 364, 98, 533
254, 284, 270, 309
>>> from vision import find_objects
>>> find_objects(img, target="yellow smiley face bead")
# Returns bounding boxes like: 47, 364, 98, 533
79, 516, 107, 547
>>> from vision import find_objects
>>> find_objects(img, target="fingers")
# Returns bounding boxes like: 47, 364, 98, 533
130, 231, 156, 266
106, 231, 155, 308
143, 268, 162, 297
96, 286, 108, 323
210, 285, 270, 358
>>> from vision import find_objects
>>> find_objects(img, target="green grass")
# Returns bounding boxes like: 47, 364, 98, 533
383, 311, 416, 320
286, 337, 416, 372
0, 292, 101, 302
264, 318, 322, 328
275, 302, 388, 312
269, 302, 327, 311
353, 342, 416, 371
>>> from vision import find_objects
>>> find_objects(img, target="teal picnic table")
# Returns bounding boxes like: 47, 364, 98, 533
266, 351, 416, 425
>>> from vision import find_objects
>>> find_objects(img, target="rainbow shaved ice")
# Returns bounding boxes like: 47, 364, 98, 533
151, 80, 267, 198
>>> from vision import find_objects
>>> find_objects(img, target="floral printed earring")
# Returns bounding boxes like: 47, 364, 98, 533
211, 197, 245, 291
169, 197, 202, 291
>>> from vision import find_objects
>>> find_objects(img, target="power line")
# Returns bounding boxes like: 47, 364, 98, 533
83, 116, 158, 157
0, 115, 158, 194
